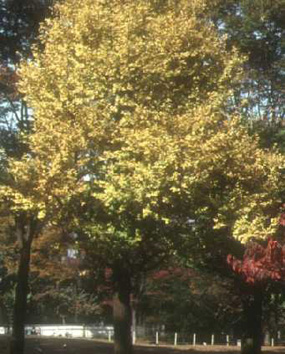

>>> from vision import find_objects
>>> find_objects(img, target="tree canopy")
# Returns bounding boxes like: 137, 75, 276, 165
19, 0, 284, 248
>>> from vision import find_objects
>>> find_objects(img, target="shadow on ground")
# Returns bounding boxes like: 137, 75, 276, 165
1, 336, 285, 354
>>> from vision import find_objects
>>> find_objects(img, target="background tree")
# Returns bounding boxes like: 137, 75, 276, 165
0, 0, 53, 158
211, 0, 285, 150
28, 227, 101, 324
137, 267, 243, 336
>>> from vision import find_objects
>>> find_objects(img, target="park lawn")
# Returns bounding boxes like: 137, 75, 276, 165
0, 336, 285, 354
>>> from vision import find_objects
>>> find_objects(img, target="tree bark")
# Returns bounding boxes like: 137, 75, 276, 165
113, 267, 133, 354
10, 214, 37, 354
241, 286, 263, 354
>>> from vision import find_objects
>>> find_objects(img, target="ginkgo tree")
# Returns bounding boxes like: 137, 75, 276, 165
17, 0, 285, 353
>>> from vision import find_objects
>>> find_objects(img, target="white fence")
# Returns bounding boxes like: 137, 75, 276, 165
0, 325, 114, 339
0, 325, 282, 347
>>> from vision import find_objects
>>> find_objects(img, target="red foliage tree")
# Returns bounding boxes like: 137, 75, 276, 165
227, 239, 285, 285
227, 238, 285, 354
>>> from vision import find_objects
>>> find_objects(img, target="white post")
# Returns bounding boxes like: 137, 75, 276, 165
278, 331, 281, 339
108, 331, 112, 342
193, 333, 196, 346
211, 334, 214, 345
174, 333, 178, 346
271, 338, 274, 347
226, 335, 229, 346
132, 331, 136, 344
156, 332, 159, 345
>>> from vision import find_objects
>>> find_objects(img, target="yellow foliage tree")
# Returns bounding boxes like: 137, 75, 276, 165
18, 0, 285, 353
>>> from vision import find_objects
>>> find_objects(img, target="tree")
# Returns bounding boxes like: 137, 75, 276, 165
0, 213, 16, 329
18, 1, 285, 353
210, 0, 285, 150
0, 2, 53, 354
228, 238, 285, 354
28, 227, 101, 324
137, 267, 243, 335
0, 0, 53, 158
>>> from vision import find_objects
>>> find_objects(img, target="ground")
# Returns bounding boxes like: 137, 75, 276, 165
1, 337, 285, 354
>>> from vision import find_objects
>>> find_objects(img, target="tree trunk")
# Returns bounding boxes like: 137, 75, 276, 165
10, 214, 37, 354
113, 267, 133, 354
241, 286, 263, 354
